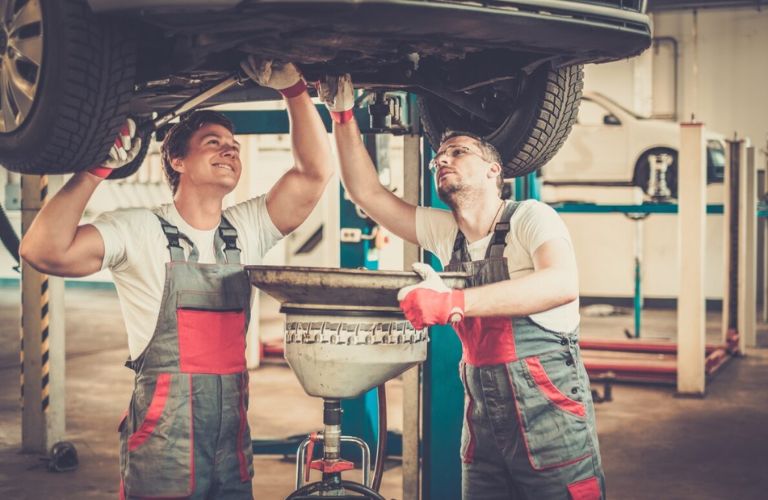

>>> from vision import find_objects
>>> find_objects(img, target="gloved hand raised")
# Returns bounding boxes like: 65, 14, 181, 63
88, 118, 142, 179
240, 56, 307, 98
397, 262, 465, 329
317, 74, 355, 124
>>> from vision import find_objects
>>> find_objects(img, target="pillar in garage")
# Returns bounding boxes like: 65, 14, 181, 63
722, 139, 758, 353
20, 174, 66, 453
736, 143, 757, 350
677, 123, 707, 395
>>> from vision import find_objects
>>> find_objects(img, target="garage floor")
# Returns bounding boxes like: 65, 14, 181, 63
0, 286, 766, 500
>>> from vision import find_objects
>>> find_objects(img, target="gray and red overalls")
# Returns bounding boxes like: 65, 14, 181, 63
118, 215, 254, 499
444, 202, 605, 500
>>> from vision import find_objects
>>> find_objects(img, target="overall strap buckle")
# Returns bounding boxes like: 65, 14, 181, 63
218, 216, 242, 264
156, 215, 187, 262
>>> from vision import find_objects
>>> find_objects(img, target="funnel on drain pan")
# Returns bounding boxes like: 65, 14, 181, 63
247, 266, 468, 399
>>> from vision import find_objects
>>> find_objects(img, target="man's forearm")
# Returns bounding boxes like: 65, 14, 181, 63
286, 93, 333, 180
463, 267, 578, 318
20, 172, 101, 261
333, 118, 383, 202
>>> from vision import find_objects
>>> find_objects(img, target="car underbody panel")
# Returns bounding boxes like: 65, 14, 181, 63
92, 0, 651, 113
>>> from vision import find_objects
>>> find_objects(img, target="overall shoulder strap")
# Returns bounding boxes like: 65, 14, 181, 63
216, 216, 241, 264
448, 228, 471, 265
154, 214, 199, 262
486, 201, 521, 259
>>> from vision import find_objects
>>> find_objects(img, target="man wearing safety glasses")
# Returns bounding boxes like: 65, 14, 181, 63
319, 75, 604, 500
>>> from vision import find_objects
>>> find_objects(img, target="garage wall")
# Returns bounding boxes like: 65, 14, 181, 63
653, 7, 768, 148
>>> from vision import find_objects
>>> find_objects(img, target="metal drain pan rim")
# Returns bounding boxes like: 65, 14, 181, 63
247, 265, 468, 311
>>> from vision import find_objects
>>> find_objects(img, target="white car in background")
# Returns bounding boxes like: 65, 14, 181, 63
541, 92, 726, 197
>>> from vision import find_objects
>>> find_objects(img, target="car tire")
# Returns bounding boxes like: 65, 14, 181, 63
0, 0, 136, 175
634, 148, 678, 198
418, 63, 583, 179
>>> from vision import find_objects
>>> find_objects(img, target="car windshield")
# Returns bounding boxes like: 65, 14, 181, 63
591, 92, 649, 119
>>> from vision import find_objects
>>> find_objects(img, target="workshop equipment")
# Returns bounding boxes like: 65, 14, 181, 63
248, 266, 466, 497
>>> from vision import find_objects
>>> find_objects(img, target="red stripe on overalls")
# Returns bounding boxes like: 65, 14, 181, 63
237, 374, 249, 481
568, 475, 601, 499
187, 374, 196, 495
128, 374, 171, 451
459, 362, 476, 463
524, 357, 586, 418
505, 369, 591, 471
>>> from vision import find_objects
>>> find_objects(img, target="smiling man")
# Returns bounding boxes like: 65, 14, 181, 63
20, 60, 334, 499
320, 74, 604, 499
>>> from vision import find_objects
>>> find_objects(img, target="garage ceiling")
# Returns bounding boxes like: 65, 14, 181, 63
648, 0, 766, 11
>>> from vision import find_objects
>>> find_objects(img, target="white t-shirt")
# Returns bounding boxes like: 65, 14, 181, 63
415, 199, 579, 333
92, 196, 283, 359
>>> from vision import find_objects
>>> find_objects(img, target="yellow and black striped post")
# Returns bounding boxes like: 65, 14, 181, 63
20, 174, 64, 453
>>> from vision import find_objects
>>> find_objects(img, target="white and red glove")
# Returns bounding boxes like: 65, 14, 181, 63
397, 262, 465, 329
317, 74, 355, 124
88, 118, 142, 179
240, 56, 307, 98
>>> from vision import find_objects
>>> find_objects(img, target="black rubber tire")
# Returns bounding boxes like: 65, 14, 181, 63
633, 148, 678, 198
418, 63, 583, 179
0, 0, 136, 174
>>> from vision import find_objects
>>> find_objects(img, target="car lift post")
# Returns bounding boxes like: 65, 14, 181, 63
401, 110, 422, 500
421, 138, 463, 500
19, 174, 66, 453
722, 138, 757, 351
677, 123, 707, 395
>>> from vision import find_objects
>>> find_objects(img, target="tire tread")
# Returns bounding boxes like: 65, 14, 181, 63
1, 0, 136, 174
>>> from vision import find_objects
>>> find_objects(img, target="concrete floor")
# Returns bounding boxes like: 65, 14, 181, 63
0, 286, 767, 499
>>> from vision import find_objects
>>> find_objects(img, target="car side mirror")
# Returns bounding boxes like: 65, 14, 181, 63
603, 114, 621, 126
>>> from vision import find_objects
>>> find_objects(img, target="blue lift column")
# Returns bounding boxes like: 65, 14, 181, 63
421, 139, 464, 499
339, 134, 383, 461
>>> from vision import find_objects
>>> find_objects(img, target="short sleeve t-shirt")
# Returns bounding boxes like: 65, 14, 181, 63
415, 199, 579, 333
91, 195, 283, 359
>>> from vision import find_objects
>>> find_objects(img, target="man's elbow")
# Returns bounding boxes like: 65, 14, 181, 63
559, 280, 579, 306
560, 289, 579, 306
18, 238, 40, 268
19, 239, 65, 275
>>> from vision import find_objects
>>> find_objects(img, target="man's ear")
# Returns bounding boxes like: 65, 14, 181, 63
488, 162, 502, 179
171, 158, 184, 173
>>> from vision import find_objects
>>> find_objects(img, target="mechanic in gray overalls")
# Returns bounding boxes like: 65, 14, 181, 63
20, 59, 335, 499
322, 74, 605, 499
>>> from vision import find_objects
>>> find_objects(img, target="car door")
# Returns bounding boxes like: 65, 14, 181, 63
543, 97, 629, 183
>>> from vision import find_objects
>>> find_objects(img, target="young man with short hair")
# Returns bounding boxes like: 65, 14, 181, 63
21, 60, 334, 499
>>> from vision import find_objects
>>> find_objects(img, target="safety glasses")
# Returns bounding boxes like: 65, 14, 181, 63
428, 145, 488, 174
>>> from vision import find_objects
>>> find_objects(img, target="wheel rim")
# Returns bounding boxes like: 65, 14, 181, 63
0, 0, 43, 133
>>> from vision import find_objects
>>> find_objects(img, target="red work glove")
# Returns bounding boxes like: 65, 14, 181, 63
317, 74, 355, 124
397, 263, 465, 329
239, 56, 307, 98
88, 118, 142, 179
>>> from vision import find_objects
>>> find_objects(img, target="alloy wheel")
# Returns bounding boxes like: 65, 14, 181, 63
0, 0, 43, 133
